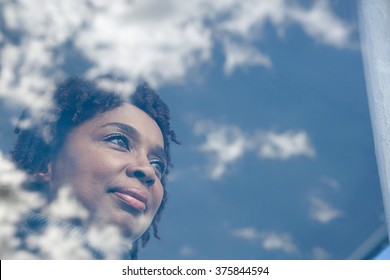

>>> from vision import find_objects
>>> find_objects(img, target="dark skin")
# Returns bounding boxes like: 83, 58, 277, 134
47, 103, 166, 241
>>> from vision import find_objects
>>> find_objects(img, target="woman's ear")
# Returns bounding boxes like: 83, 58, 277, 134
35, 162, 52, 182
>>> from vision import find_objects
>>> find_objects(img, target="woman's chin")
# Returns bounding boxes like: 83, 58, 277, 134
101, 212, 152, 241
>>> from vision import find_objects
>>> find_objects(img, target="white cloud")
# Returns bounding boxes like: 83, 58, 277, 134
0, 151, 26, 188
320, 176, 341, 190
216, 0, 354, 73
217, 0, 287, 38
76, 0, 212, 87
261, 232, 298, 253
179, 245, 196, 257
289, 0, 354, 48
258, 130, 316, 160
0, 0, 354, 112
312, 246, 331, 259
194, 121, 248, 179
0, 151, 46, 259
0, 33, 57, 118
0, 152, 45, 218
43, 186, 89, 221
194, 120, 315, 179
223, 40, 272, 75
232, 227, 259, 241
85, 223, 133, 259
233, 227, 298, 254
25, 224, 94, 259
308, 195, 342, 223
0, 151, 133, 259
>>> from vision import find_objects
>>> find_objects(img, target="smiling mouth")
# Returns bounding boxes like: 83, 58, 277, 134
110, 188, 148, 212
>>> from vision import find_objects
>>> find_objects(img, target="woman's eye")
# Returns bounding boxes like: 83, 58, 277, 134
104, 134, 130, 150
150, 159, 166, 179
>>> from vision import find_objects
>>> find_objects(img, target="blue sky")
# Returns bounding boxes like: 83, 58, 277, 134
0, 0, 387, 259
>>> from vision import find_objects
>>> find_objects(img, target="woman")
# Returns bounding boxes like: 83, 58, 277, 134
11, 77, 179, 259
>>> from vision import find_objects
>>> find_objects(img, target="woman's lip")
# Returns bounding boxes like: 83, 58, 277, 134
113, 192, 146, 212
109, 188, 149, 212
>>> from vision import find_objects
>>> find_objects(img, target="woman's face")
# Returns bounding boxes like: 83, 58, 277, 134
48, 103, 166, 241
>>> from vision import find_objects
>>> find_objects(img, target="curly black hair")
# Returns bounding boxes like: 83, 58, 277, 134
11, 77, 179, 259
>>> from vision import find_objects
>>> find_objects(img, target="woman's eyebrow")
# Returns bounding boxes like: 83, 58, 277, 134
101, 122, 167, 161
101, 122, 141, 143
151, 146, 168, 165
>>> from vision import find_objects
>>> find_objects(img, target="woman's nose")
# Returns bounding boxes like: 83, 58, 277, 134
126, 157, 156, 187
